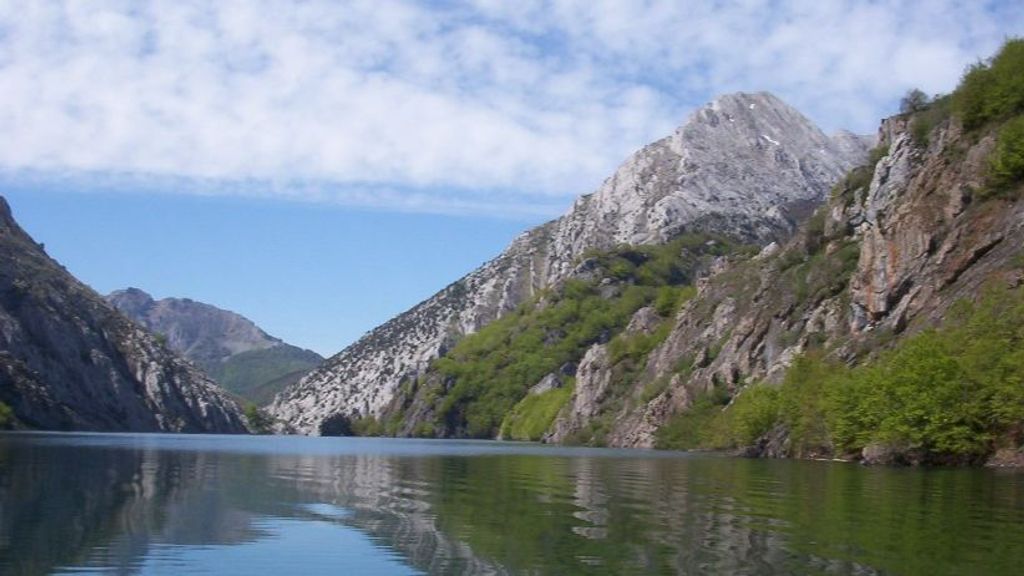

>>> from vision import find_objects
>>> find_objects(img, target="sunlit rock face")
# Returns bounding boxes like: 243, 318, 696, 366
0, 196, 247, 433
270, 92, 868, 435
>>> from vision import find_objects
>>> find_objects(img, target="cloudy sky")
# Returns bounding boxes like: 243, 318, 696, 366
3, 0, 1021, 216
1, 1, 1021, 355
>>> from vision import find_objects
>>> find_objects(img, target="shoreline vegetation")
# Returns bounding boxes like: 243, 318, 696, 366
656, 288, 1024, 467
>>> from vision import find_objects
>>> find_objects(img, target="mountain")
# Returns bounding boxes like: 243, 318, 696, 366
107, 288, 323, 405
0, 196, 247, 433
270, 91, 870, 435
325, 40, 1024, 467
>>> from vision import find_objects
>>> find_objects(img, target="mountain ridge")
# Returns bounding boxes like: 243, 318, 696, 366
271, 91, 870, 435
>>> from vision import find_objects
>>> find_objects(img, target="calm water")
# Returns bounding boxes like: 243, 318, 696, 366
1, 433, 1022, 575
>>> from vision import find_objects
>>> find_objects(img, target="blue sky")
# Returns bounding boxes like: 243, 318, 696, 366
1, 1, 1022, 356
3, 187, 527, 356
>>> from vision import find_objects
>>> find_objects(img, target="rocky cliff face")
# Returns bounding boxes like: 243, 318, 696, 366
551, 110, 1024, 449
107, 288, 322, 405
271, 92, 869, 435
0, 197, 248, 433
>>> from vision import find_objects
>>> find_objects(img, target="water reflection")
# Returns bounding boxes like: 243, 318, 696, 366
0, 433, 1022, 575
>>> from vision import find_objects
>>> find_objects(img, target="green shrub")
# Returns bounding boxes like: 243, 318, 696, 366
640, 375, 671, 403
728, 385, 780, 446
654, 284, 695, 316
412, 422, 435, 438
987, 115, 1024, 194
953, 39, 1024, 130
868, 145, 889, 166
909, 95, 952, 148
243, 404, 274, 434
608, 322, 672, 366
900, 88, 930, 114
351, 415, 384, 436
778, 353, 833, 455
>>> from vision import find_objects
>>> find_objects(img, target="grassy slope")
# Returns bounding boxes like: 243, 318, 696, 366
207, 345, 323, 405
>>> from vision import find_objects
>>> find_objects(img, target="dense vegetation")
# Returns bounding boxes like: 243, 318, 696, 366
418, 234, 745, 438
989, 115, 1024, 192
658, 287, 1024, 463
952, 39, 1024, 131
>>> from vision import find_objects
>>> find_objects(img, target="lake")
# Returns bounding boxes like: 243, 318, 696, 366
0, 433, 1021, 575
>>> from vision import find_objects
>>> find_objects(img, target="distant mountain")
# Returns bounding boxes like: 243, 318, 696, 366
270, 91, 870, 435
0, 197, 247, 433
107, 289, 322, 405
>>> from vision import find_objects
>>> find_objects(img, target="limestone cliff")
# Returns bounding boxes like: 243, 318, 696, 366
271, 92, 868, 434
0, 197, 248, 433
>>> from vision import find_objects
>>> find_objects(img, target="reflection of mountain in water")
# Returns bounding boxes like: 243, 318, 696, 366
3, 435, 1021, 575
266, 454, 508, 575
0, 436, 875, 575
263, 453, 873, 575
0, 436, 504, 575
0, 437, 263, 575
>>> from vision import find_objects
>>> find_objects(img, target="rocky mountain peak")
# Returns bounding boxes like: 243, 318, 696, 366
107, 287, 156, 318
544, 92, 866, 282
270, 92, 869, 435
107, 292, 280, 366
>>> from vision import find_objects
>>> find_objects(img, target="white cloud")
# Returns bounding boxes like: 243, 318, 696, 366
0, 0, 1020, 216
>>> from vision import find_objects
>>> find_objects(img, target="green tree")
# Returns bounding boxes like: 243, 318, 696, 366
900, 88, 930, 114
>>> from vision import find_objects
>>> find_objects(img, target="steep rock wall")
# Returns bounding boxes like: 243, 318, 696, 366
0, 197, 247, 433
